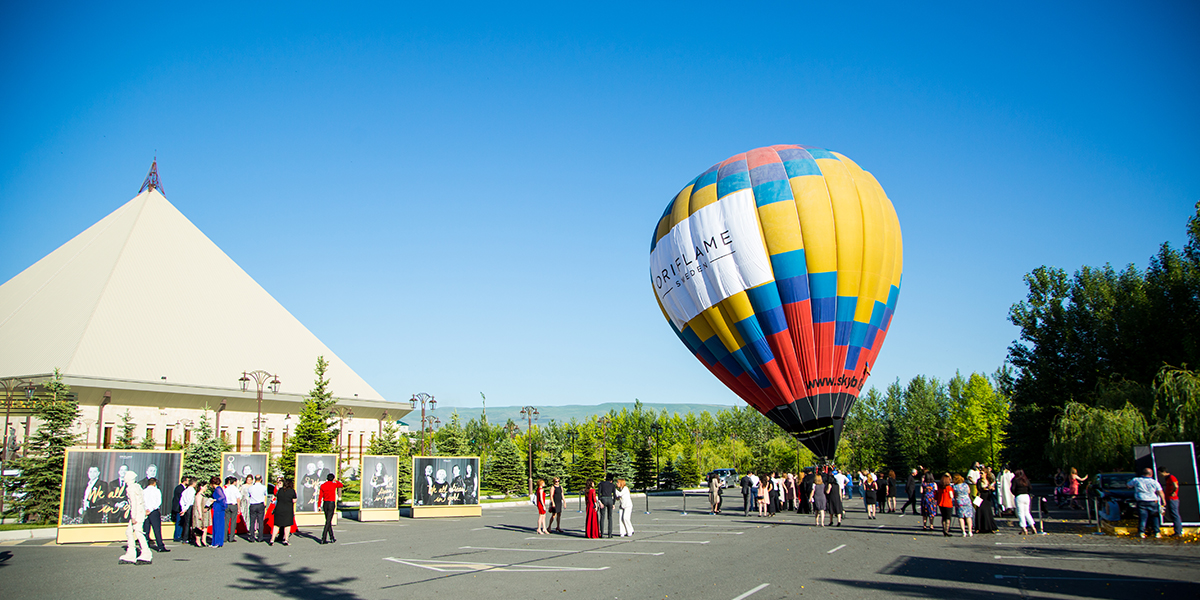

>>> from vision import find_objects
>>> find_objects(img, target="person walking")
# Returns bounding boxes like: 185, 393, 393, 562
270, 478, 296, 546
550, 478, 565, 533
318, 473, 343, 544
210, 476, 227, 548
740, 472, 753, 516
1011, 469, 1036, 535
937, 473, 955, 537
757, 475, 768, 517
920, 472, 937, 531
223, 477, 240, 543
976, 472, 998, 534
534, 479, 548, 535
1159, 467, 1182, 537
142, 477, 169, 552
1127, 467, 1165, 539
899, 469, 918, 516
171, 476, 189, 543
118, 471, 152, 564
584, 479, 601, 539
598, 476, 617, 538
826, 471, 845, 526
246, 475, 268, 542
952, 474, 973, 537
617, 478, 635, 537
1067, 467, 1088, 509
810, 473, 827, 526
864, 473, 878, 519
708, 474, 721, 515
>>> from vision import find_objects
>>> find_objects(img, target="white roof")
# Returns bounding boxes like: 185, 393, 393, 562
0, 188, 385, 403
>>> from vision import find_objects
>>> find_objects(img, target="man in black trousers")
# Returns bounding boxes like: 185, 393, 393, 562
597, 475, 617, 538
899, 468, 919, 516
741, 472, 753, 516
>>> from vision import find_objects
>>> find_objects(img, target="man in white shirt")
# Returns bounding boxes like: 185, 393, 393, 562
246, 476, 268, 543
223, 477, 242, 543
142, 477, 169, 552
836, 471, 850, 500
179, 480, 196, 546
967, 463, 982, 497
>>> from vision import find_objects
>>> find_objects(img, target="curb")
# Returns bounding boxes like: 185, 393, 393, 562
0, 528, 58, 542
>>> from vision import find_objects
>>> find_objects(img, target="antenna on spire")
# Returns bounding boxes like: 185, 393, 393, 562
139, 158, 163, 194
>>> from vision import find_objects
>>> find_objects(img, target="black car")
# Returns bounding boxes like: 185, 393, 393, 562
1087, 472, 1137, 520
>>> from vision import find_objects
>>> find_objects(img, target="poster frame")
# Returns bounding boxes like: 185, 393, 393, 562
56, 448, 183, 544
293, 452, 339, 527
358, 454, 400, 521
219, 451, 269, 483
410, 455, 481, 519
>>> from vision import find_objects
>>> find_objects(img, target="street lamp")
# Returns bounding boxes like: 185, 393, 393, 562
409, 393, 436, 455
650, 423, 662, 490
566, 426, 580, 511
598, 416, 611, 476
0, 378, 36, 515
239, 370, 280, 452
520, 406, 539, 495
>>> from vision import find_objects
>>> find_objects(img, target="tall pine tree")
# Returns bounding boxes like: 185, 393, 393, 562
484, 435, 525, 496
114, 410, 137, 449
633, 435, 656, 490
367, 421, 413, 503
536, 434, 568, 488
567, 428, 603, 491
434, 412, 470, 456
11, 369, 78, 523
183, 409, 229, 482
282, 356, 338, 474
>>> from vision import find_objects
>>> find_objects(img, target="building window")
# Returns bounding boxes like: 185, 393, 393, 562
236, 430, 243, 452
145, 427, 154, 447
103, 425, 113, 449
184, 429, 191, 446
282, 431, 288, 448
220, 428, 228, 442
165, 427, 173, 447
359, 432, 364, 460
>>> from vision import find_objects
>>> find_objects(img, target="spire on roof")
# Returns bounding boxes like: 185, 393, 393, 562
138, 159, 163, 194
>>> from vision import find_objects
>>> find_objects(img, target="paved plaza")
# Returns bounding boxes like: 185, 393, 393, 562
2, 496, 1197, 599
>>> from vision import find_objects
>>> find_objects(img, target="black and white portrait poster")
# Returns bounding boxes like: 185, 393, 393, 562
222, 452, 268, 483
60, 450, 182, 526
295, 453, 337, 513
361, 455, 398, 509
412, 456, 479, 506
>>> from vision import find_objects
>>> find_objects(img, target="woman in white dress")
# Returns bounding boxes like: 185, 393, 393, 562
617, 479, 634, 537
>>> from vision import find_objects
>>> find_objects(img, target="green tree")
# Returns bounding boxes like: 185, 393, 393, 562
182, 408, 230, 482
632, 435, 656, 490
567, 428, 602, 491
434, 412, 470, 456
484, 435, 525, 496
114, 410, 137, 449
677, 444, 702, 488
606, 449, 634, 483
138, 431, 157, 450
1151, 365, 1200, 442
658, 458, 682, 490
10, 369, 78, 523
1048, 401, 1148, 474
282, 356, 338, 472
536, 433, 568, 488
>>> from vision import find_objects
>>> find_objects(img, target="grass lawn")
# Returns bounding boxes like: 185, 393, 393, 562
0, 522, 57, 531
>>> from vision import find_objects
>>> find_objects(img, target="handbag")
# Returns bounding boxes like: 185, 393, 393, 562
972, 496, 983, 507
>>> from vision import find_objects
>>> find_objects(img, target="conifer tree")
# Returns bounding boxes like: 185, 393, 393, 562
606, 449, 635, 483
282, 356, 338, 472
434, 412, 470, 456
183, 409, 229, 482
11, 369, 79, 523
367, 421, 413, 503
567, 428, 603, 491
536, 433, 568, 488
484, 434, 525, 496
659, 458, 682, 490
677, 445, 702, 488
633, 435, 656, 490
139, 431, 157, 450
114, 410, 138, 449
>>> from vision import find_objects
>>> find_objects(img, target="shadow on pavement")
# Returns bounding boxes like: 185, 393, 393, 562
229, 552, 361, 600
824, 555, 1200, 599
0, 550, 10, 568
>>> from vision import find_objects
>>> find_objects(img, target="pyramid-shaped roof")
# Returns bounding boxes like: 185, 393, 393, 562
0, 188, 385, 403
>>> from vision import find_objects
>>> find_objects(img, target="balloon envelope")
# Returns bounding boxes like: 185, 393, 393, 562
649, 145, 902, 458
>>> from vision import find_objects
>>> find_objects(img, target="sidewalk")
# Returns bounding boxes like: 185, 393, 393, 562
0, 527, 57, 542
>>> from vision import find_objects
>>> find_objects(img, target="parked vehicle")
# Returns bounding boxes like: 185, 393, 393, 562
708, 468, 739, 488
1087, 472, 1137, 520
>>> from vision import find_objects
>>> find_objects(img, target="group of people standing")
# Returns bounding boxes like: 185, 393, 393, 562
573, 476, 634, 538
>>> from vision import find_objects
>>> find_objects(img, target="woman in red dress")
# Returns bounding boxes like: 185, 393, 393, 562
585, 479, 601, 539
535, 479, 548, 535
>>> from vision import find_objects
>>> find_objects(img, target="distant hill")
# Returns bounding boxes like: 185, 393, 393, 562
419, 402, 736, 426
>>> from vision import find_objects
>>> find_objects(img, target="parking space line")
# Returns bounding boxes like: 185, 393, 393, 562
384, 557, 609, 573
340, 539, 386, 546
635, 539, 709, 544
460, 545, 664, 556
827, 544, 847, 554
731, 583, 770, 600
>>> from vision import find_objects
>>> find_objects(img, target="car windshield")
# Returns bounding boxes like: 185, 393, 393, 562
1102, 474, 1135, 489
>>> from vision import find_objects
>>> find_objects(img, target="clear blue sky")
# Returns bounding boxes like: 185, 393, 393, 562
2, 2, 1197, 409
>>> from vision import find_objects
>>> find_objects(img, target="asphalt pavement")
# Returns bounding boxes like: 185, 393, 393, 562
1, 494, 1196, 599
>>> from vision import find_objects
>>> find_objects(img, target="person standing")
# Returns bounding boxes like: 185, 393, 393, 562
1159, 467, 1182, 537
826, 472, 845, 526
864, 473, 878, 519
952, 474, 973, 537
740, 472, 753, 516
270, 478, 297, 546
757, 475, 768, 517
708, 474, 721, 515
238, 475, 252, 538
976, 472, 998, 534
223, 477, 240, 542
1067, 467, 1088, 509
210, 476, 227, 548
1011, 470, 1035, 535
598, 476, 617, 539
534, 479, 548, 535
999, 467, 1016, 516
885, 470, 897, 513
785, 473, 797, 512
550, 478, 565, 533
246, 475, 268, 542
810, 473, 827, 526
748, 471, 760, 514
1127, 467, 1165, 539
170, 476, 187, 542
617, 478, 634, 537
178, 478, 197, 543
899, 469, 918, 516
585, 480, 601, 539
142, 477, 169, 552
937, 473, 955, 537
920, 472, 937, 531
319, 473, 344, 544
191, 480, 210, 547
118, 472, 152, 564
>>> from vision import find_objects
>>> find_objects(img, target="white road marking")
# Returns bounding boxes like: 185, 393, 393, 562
635, 539, 710, 544
827, 544, 847, 554
633, 530, 744, 535
460, 545, 663, 556
993, 555, 1103, 561
340, 539, 386, 546
471, 527, 488, 531
384, 557, 609, 573
876, 524, 886, 528
731, 583, 770, 600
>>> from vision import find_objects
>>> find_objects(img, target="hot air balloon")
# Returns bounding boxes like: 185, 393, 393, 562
649, 145, 902, 459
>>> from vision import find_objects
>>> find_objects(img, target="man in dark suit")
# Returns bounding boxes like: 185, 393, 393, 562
900, 468, 919, 516
171, 476, 189, 541
79, 466, 109, 524
740, 473, 753, 516
106, 464, 130, 522
597, 475, 617, 538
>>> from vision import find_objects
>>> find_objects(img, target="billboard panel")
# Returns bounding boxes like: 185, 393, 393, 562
59, 449, 182, 526
221, 452, 268, 483
295, 453, 338, 513
361, 455, 399, 509
412, 456, 479, 507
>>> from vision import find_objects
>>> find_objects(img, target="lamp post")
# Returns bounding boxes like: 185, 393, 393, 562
0, 378, 36, 515
650, 423, 662, 490
989, 421, 996, 467
409, 393, 436, 455
331, 407, 354, 478
566, 427, 580, 511
239, 370, 280, 452
598, 416, 611, 476
520, 406, 539, 495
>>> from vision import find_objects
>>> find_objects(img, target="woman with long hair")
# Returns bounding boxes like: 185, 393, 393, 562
1011, 469, 1035, 535
937, 473, 955, 537
920, 472, 937, 531
617, 478, 634, 537
826, 471, 845, 526
810, 473, 827, 526
952, 474, 973, 537
864, 473, 878, 519
209, 476, 227, 548
886, 470, 898, 513
585, 479, 601, 539
271, 478, 297, 546
757, 476, 769, 517
708, 474, 721, 515
191, 480, 210, 547
534, 479, 548, 535
976, 472, 998, 534
1068, 467, 1088, 509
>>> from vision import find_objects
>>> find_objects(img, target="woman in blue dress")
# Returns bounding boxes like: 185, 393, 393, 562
210, 476, 227, 547
952, 474, 974, 537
